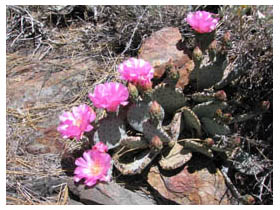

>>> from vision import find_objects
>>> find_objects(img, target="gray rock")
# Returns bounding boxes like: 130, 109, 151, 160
67, 179, 156, 205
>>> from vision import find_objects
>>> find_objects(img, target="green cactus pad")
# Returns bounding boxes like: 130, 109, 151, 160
142, 120, 171, 144
191, 91, 216, 103
93, 114, 127, 150
159, 142, 192, 170
181, 106, 202, 137
179, 139, 213, 158
113, 149, 160, 175
163, 112, 182, 141
193, 101, 227, 119
201, 117, 231, 136
214, 56, 249, 90
190, 52, 228, 90
127, 101, 164, 132
120, 136, 149, 149
151, 83, 186, 114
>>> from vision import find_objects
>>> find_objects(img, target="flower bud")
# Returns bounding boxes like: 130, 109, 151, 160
139, 80, 153, 92
150, 136, 163, 151
149, 101, 162, 116
233, 136, 241, 146
205, 138, 214, 147
168, 68, 180, 81
215, 90, 227, 101
259, 100, 270, 112
223, 113, 233, 124
209, 40, 217, 51
215, 108, 223, 118
223, 31, 231, 43
193, 46, 203, 61
128, 82, 139, 99
168, 139, 176, 148
242, 194, 255, 205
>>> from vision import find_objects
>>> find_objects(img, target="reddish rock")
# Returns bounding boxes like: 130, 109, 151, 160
139, 27, 194, 89
147, 157, 230, 205
25, 126, 65, 155
6, 53, 97, 109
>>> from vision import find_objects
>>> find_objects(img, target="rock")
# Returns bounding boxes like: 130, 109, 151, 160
147, 156, 230, 204
68, 199, 84, 205
6, 54, 97, 109
24, 176, 67, 197
25, 126, 65, 155
138, 27, 194, 89
67, 179, 156, 205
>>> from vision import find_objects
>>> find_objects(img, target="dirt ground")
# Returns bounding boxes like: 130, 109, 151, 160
6, 5, 273, 204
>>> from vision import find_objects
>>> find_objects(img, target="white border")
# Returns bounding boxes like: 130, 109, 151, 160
2, 1, 278, 209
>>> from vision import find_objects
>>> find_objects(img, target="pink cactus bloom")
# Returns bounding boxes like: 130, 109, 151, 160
118, 58, 154, 87
89, 82, 129, 112
92, 142, 108, 153
57, 104, 96, 141
74, 143, 112, 187
185, 11, 219, 33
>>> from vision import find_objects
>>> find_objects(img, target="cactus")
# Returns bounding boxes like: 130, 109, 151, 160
186, 29, 249, 91
86, 22, 251, 176
90, 81, 235, 175
151, 83, 186, 114
88, 68, 236, 175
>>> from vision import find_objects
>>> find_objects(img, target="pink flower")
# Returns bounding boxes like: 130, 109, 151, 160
57, 104, 96, 141
74, 143, 112, 187
118, 58, 154, 87
89, 82, 129, 112
92, 142, 108, 153
185, 11, 219, 33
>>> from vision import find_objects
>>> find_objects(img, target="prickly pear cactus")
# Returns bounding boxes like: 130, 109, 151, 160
189, 30, 248, 91
92, 67, 235, 175
90, 26, 253, 177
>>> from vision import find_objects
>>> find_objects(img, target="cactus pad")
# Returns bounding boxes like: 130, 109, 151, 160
151, 83, 186, 114
180, 139, 213, 158
192, 91, 216, 103
181, 106, 202, 137
190, 52, 228, 90
120, 136, 149, 149
193, 101, 228, 119
159, 142, 192, 170
93, 114, 127, 150
127, 101, 164, 132
142, 120, 171, 144
113, 149, 160, 175
200, 117, 231, 136
163, 112, 182, 141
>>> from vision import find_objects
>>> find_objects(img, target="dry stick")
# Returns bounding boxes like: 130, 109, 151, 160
221, 166, 250, 204
253, 169, 272, 202
121, 7, 147, 56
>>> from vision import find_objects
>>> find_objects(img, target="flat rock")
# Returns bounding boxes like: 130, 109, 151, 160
138, 27, 194, 89
147, 156, 230, 204
25, 126, 65, 155
6, 53, 97, 109
67, 179, 156, 205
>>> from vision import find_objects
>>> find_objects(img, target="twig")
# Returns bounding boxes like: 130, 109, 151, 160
221, 166, 245, 204
121, 7, 147, 56
39, 45, 53, 60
